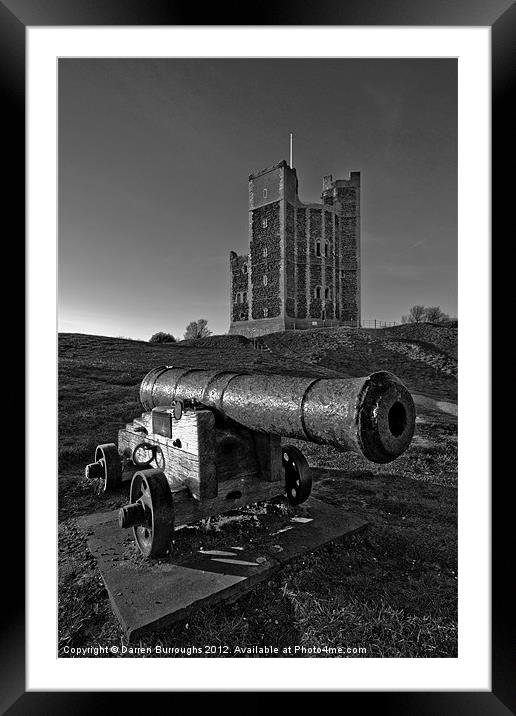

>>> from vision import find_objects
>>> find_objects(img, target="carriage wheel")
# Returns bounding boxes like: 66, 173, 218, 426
119, 469, 174, 558
131, 442, 155, 468
132, 442, 165, 470
282, 445, 312, 506
85, 443, 122, 492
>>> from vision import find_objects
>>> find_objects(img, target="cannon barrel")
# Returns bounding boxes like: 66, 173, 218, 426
140, 367, 415, 464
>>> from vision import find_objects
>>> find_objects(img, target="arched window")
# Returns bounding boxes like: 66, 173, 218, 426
315, 286, 321, 299
263, 188, 268, 199
243, 292, 247, 303
263, 247, 268, 258
236, 293, 241, 304
263, 275, 268, 286
263, 307, 269, 318
316, 240, 321, 257
324, 241, 329, 258
262, 217, 268, 229
242, 263, 248, 274
324, 287, 330, 300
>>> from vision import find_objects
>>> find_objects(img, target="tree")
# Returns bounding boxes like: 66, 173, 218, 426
407, 305, 426, 323
401, 305, 452, 324
149, 332, 176, 344
423, 306, 449, 323
184, 318, 212, 340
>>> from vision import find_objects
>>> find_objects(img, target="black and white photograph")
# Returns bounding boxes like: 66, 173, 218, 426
57, 57, 459, 658
9, 6, 506, 704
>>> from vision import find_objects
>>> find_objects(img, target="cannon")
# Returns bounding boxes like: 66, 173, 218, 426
85, 366, 415, 557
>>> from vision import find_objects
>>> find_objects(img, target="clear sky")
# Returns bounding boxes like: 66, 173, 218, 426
58, 58, 457, 340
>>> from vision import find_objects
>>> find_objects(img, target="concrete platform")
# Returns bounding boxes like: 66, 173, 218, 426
78, 499, 367, 641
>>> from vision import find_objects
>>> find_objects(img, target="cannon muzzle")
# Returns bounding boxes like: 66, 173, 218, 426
140, 367, 415, 464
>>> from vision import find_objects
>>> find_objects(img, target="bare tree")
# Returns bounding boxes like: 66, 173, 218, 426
407, 305, 426, 323
184, 318, 212, 340
424, 306, 449, 323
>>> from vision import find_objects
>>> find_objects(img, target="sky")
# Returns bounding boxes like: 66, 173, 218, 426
58, 59, 457, 340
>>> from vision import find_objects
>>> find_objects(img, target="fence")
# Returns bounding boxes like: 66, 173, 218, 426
249, 319, 399, 347
289, 319, 398, 330
361, 320, 398, 329
251, 337, 271, 351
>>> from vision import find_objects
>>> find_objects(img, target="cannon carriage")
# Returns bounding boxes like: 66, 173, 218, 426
85, 366, 415, 558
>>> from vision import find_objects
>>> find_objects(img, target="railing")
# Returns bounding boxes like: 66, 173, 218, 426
289, 319, 398, 330
291, 319, 353, 330
361, 320, 398, 328
248, 319, 398, 344
251, 337, 271, 351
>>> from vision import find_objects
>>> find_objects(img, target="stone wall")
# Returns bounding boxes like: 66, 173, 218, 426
250, 201, 281, 319
308, 208, 322, 319
337, 184, 360, 323
230, 252, 249, 322
228, 317, 285, 338
285, 202, 295, 317
334, 214, 341, 319
323, 209, 334, 319
295, 208, 307, 319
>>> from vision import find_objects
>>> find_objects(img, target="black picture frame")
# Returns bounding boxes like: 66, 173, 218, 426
8, 0, 510, 711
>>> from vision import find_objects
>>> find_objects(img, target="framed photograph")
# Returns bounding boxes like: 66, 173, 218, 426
7, 0, 508, 708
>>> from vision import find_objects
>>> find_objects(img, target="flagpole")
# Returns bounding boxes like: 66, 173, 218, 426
289, 132, 293, 168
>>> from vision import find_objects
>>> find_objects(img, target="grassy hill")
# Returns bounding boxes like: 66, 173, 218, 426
59, 331, 338, 470
58, 327, 457, 657
59, 323, 457, 469
265, 324, 457, 401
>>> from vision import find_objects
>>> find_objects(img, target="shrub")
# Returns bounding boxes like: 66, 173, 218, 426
149, 332, 176, 344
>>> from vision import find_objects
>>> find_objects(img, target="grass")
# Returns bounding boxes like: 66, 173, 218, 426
58, 326, 457, 657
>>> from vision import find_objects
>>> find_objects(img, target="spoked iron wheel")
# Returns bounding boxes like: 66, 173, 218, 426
282, 445, 312, 506
119, 469, 174, 558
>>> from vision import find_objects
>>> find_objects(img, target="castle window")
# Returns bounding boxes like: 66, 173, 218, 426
324, 287, 330, 300
243, 292, 247, 303
263, 275, 268, 286
263, 307, 269, 318
242, 263, 248, 274
324, 241, 329, 258
315, 286, 321, 299
263, 188, 268, 199
316, 240, 321, 257
262, 217, 268, 228
263, 247, 268, 258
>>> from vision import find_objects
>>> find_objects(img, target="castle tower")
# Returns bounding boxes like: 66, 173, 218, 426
229, 160, 361, 337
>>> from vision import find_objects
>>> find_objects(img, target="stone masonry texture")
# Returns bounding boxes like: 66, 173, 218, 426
250, 202, 281, 320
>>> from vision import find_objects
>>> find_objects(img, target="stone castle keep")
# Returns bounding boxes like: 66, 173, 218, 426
229, 160, 361, 338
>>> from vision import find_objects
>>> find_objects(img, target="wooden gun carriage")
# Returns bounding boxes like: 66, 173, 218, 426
85, 366, 415, 558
